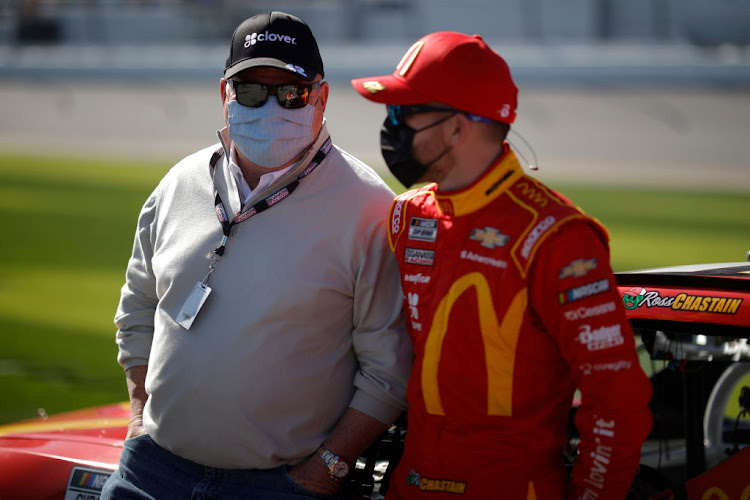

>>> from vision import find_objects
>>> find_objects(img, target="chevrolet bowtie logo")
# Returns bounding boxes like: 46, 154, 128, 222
470, 227, 510, 249
559, 258, 598, 279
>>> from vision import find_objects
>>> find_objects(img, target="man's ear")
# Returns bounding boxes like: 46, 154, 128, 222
220, 78, 229, 104
447, 113, 470, 146
317, 81, 330, 111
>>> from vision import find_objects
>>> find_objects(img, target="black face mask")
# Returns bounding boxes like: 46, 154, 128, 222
379, 113, 456, 189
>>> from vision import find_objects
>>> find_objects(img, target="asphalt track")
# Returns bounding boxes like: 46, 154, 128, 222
1, 80, 749, 191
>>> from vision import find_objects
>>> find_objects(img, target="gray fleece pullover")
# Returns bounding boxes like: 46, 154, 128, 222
114, 124, 412, 469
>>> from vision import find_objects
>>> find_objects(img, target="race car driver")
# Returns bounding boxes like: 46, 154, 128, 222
351, 31, 653, 499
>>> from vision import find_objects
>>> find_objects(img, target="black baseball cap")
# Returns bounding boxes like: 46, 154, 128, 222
224, 11, 324, 82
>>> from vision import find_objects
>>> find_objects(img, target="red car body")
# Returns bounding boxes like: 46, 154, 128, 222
0, 263, 748, 500
616, 262, 750, 332
0, 403, 127, 499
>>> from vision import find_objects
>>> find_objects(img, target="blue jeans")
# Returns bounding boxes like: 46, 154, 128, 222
101, 434, 340, 499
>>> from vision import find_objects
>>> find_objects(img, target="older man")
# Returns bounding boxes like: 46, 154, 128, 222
102, 11, 412, 499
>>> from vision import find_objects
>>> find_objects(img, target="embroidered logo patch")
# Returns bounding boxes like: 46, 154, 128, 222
391, 198, 406, 236
521, 216, 556, 259
362, 81, 386, 93
470, 226, 509, 249
409, 218, 438, 242
404, 248, 435, 266
559, 258, 598, 279
558, 279, 610, 305
576, 324, 624, 351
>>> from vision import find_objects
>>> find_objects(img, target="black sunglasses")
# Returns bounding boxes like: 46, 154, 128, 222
387, 104, 491, 126
229, 81, 321, 109
387, 104, 456, 126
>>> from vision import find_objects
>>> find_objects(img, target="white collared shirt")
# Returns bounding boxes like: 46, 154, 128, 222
228, 144, 294, 204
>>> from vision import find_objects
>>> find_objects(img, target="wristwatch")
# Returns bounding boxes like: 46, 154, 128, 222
317, 446, 350, 482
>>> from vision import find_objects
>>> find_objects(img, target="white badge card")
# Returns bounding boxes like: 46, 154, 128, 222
176, 281, 212, 330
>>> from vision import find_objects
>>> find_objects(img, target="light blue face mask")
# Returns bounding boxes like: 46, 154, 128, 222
227, 98, 316, 169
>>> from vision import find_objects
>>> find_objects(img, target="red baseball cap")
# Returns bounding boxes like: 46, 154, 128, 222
351, 31, 518, 124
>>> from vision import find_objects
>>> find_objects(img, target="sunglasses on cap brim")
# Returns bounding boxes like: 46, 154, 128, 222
229, 81, 321, 109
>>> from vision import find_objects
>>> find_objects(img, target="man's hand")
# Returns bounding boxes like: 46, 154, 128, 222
287, 455, 341, 496
126, 413, 148, 439
286, 408, 388, 495
125, 365, 149, 440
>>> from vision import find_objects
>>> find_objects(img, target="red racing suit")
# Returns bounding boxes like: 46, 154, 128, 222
386, 145, 652, 500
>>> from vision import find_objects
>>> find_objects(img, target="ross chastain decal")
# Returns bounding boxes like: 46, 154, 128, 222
559, 258, 598, 279
622, 287, 743, 314
559, 279, 610, 305
407, 468, 467, 495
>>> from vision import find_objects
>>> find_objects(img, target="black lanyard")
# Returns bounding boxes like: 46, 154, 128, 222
199, 137, 333, 286
175, 137, 333, 329
208, 136, 332, 256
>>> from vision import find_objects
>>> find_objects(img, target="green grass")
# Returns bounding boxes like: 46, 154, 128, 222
0, 154, 748, 425
553, 185, 750, 271
0, 154, 167, 424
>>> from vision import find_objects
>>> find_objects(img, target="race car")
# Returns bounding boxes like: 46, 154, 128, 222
1, 262, 748, 500
611, 261, 750, 497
